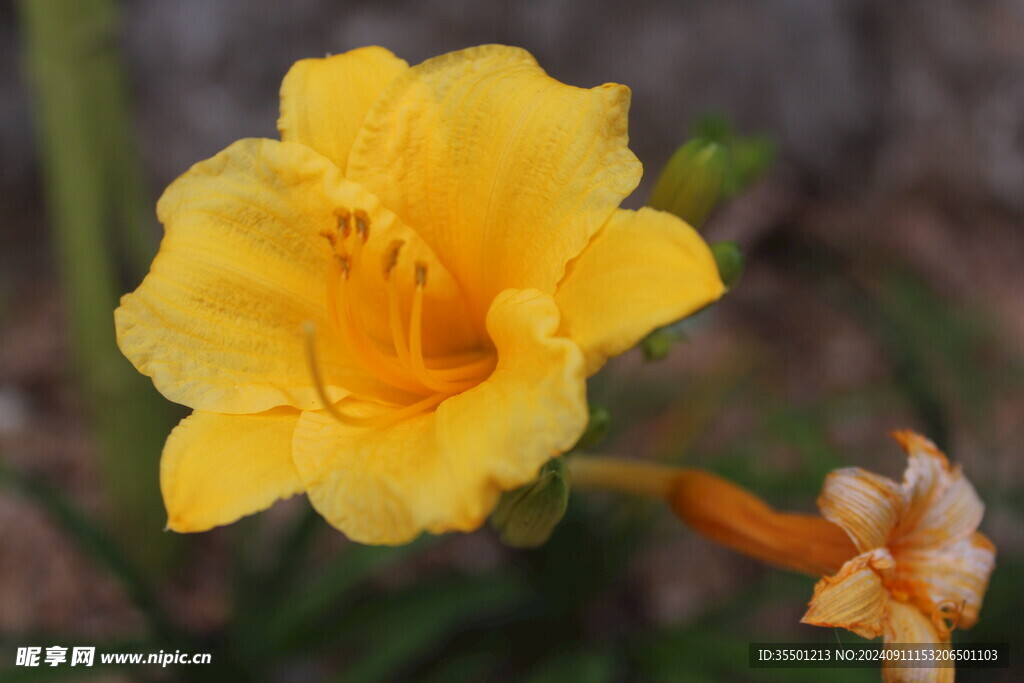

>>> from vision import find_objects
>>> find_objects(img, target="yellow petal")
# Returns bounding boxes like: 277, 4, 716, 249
162, 409, 303, 532
278, 46, 408, 171
894, 531, 996, 629
438, 290, 587, 490
882, 601, 953, 683
347, 45, 642, 319
801, 550, 891, 639
292, 289, 587, 545
818, 467, 903, 552
554, 207, 724, 374
892, 430, 984, 549
115, 138, 410, 413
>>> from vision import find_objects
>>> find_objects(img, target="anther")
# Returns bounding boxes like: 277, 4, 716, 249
382, 240, 405, 279
335, 209, 352, 238
354, 210, 370, 240
337, 255, 351, 278
319, 228, 337, 246
415, 262, 428, 287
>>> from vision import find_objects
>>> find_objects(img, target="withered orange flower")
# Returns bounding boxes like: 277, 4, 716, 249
801, 432, 995, 682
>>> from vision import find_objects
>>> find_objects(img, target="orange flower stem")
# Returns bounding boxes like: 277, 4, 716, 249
568, 455, 857, 577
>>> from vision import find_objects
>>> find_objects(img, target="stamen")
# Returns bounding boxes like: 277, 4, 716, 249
334, 272, 425, 394
387, 266, 412, 369
336, 209, 352, 239
302, 321, 349, 424
407, 265, 477, 394
426, 349, 494, 369
324, 258, 345, 333
323, 221, 489, 399
429, 354, 497, 382
303, 322, 445, 428
319, 228, 337, 246
347, 212, 369, 274
329, 393, 447, 428
382, 240, 404, 279
354, 210, 370, 239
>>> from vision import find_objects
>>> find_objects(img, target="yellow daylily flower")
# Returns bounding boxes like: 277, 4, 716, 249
801, 431, 996, 682
115, 45, 725, 545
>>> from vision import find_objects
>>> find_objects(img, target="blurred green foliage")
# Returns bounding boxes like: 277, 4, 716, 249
17, 0, 180, 570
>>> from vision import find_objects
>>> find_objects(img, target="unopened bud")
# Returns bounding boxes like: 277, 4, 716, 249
691, 114, 775, 198
574, 406, 611, 450
710, 241, 744, 290
491, 458, 569, 548
648, 138, 727, 228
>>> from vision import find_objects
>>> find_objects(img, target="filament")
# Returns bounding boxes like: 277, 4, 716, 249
319, 207, 496, 405
302, 321, 350, 424
335, 271, 425, 394
335, 392, 446, 428
303, 322, 444, 428
429, 354, 497, 382
385, 242, 412, 367
408, 267, 478, 394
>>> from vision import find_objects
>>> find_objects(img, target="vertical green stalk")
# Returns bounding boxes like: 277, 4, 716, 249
18, 0, 177, 568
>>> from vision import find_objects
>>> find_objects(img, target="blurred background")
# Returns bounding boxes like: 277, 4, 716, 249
2, 0, 1023, 680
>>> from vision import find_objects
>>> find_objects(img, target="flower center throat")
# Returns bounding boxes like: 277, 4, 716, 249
305, 207, 497, 427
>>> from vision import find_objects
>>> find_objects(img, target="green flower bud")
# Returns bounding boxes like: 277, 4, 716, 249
710, 241, 744, 290
691, 114, 775, 198
574, 406, 611, 450
640, 325, 690, 362
648, 138, 727, 228
491, 458, 569, 548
